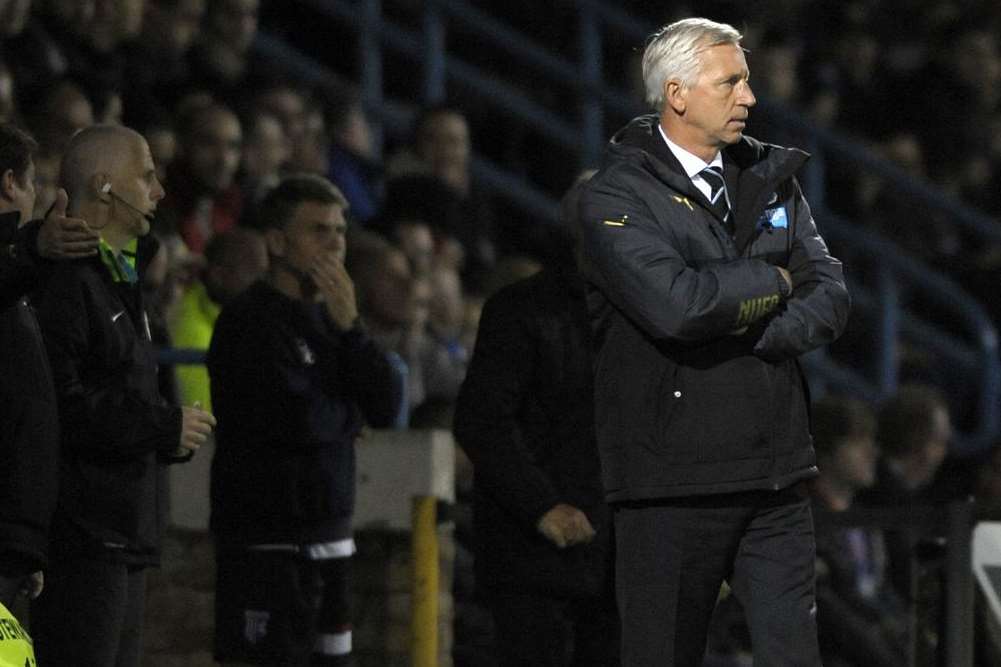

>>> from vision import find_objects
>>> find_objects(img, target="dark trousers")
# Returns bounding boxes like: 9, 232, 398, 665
31, 557, 147, 667
490, 589, 619, 667
615, 486, 820, 667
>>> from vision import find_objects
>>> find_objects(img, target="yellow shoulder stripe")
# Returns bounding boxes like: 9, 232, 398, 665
672, 195, 694, 211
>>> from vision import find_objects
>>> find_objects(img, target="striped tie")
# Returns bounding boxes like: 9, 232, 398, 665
700, 166, 730, 224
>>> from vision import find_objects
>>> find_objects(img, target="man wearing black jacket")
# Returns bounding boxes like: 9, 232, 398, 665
0, 123, 99, 614
579, 18, 850, 666
30, 124, 216, 667
207, 174, 402, 666
453, 179, 617, 666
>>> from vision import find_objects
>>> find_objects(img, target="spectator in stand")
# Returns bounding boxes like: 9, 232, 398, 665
253, 81, 307, 151
30, 124, 215, 667
346, 232, 424, 411
387, 106, 497, 289
208, 174, 401, 665
453, 177, 618, 667
122, 0, 206, 121
29, 148, 59, 218
324, 86, 380, 224
858, 131, 959, 266
25, 77, 95, 155
170, 226, 266, 410
139, 111, 178, 185
0, 0, 32, 41
389, 218, 435, 276
0, 122, 99, 618
423, 263, 468, 403
3, 1, 92, 98
188, 0, 268, 103
810, 396, 907, 667
856, 383, 953, 600
238, 109, 289, 208
157, 101, 242, 255
0, 62, 16, 124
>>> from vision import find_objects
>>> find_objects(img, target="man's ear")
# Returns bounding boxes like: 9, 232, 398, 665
1, 168, 16, 202
665, 79, 687, 114
265, 227, 285, 257
90, 172, 111, 200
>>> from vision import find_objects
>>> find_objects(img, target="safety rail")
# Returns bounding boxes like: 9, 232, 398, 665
813, 500, 976, 667
250, 1, 1001, 453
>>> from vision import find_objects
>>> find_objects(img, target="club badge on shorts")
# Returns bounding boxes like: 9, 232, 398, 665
243, 609, 270, 645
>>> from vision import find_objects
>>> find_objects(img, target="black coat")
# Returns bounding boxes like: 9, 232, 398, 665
453, 269, 613, 599
0, 212, 58, 574
579, 115, 851, 500
33, 234, 183, 565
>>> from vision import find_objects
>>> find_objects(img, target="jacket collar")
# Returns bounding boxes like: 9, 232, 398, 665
0, 210, 21, 244
605, 115, 810, 251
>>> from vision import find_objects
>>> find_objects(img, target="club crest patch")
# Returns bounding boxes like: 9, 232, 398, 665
758, 206, 788, 229
295, 338, 316, 365
244, 609, 270, 644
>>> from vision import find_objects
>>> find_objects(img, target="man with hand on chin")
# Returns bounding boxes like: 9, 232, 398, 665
208, 174, 402, 666
30, 124, 216, 667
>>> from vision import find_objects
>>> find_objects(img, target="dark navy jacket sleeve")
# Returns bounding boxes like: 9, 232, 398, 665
0, 216, 43, 310
580, 162, 788, 343
753, 181, 850, 361
329, 324, 402, 429
453, 287, 562, 527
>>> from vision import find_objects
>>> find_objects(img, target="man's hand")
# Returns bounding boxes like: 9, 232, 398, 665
536, 503, 596, 549
36, 189, 100, 259
311, 256, 359, 330
776, 266, 792, 293
178, 403, 216, 455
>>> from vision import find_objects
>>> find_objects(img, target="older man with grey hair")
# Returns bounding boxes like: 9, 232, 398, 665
578, 17, 850, 666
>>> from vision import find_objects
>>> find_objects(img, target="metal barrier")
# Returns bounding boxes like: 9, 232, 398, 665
814, 501, 976, 667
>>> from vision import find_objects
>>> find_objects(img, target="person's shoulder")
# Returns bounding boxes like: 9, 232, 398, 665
216, 281, 271, 323
728, 135, 809, 171
483, 269, 575, 319
40, 256, 100, 293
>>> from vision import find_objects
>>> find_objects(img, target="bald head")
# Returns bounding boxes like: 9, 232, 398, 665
61, 125, 146, 204
61, 124, 165, 246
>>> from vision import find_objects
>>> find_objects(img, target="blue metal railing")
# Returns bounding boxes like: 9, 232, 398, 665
258, 0, 999, 455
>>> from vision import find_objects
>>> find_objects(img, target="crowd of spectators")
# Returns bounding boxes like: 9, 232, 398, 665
0, 0, 535, 430
5, 0, 1001, 665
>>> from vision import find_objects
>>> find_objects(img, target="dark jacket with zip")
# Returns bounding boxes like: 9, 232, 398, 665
207, 280, 402, 547
453, 268, 612, 599
32, 233, 183, 566
0, 212, 59, 574
579, 115, 850, 502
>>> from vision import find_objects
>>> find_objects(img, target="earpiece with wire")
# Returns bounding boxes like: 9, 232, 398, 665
101, 182, 155, 222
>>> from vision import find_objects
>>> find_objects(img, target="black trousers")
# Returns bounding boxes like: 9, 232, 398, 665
31, 557, 147, 667
615, 486, 820, 667
490, 588, 620, 667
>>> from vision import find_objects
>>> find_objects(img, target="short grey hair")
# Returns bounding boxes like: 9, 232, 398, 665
642, 18, 743, 110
